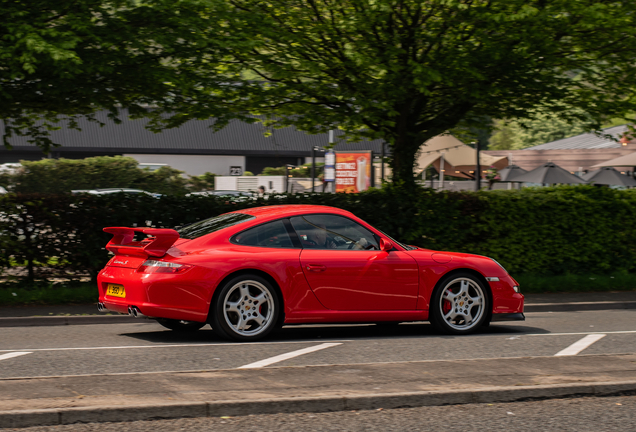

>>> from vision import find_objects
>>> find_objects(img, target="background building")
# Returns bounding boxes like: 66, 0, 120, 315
483, 125, 636, 173
0, 111, 385, 176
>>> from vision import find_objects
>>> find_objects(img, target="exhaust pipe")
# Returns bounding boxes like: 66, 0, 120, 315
127, 306, 133, 316
130, 306, 146, 319
97, 302, 107, 312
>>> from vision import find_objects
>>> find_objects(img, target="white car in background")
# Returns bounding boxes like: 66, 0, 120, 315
71, 188, 161, 197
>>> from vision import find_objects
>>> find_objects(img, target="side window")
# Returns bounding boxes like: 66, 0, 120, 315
231, 220, 295, 248
290, 214, 379, 250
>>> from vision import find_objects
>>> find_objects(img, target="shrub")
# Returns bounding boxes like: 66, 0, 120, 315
0, 156, 215, 195
1, 185, 635, 282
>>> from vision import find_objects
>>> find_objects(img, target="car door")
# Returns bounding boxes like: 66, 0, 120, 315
290, 214, 419, 311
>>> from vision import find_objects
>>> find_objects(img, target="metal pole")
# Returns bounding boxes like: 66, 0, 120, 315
371, 153, 375, 188
439, 153, 445, 190
381, 142, 385, 182
328, 130, 334, 193
311, 147, 316, 192
475, 140, 481, 191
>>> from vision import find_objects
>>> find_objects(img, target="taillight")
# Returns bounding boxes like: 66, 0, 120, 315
137, 260, 192, 274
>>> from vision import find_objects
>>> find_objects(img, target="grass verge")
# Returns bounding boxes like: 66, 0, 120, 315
515, 272, 636, 293
0, 281, 96, 306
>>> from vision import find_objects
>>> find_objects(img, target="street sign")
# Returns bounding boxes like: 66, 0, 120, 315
324, 150, 335, 182
335, 151, 372, 193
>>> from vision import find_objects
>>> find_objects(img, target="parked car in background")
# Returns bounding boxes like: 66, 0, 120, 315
71, 188, 161, 197
187, 190, 252, 197
97, 205, 524, 342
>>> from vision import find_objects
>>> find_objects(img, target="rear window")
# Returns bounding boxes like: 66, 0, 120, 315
177, 213, 255, 239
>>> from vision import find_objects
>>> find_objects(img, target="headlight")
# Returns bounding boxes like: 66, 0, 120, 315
489, 258, 509, 274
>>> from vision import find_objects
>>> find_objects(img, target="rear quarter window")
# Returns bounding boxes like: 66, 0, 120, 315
177, 213, 255, 239
231, 220, 296, 248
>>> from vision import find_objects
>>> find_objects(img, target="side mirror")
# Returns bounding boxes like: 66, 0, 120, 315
379, 238, 393, 252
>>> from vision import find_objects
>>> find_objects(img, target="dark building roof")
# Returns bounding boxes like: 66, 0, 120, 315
521, 124, 628, 151
0, 110, 386, 157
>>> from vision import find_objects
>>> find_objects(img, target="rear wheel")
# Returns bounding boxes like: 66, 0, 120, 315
211, 274, 280, 342
156, 318, 206, 332
430, 273, 489, 335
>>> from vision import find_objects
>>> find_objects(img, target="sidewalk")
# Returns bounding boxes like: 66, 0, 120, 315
1, 291, 635, 327
2, 354, 635, 428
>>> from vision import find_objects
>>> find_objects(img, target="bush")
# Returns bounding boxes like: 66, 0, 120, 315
1, 185, 636, 283
0, 156, 217, 195
261, 163, 324, 177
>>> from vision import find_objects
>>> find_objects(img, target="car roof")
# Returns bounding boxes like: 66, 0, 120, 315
233, 205, 353, 219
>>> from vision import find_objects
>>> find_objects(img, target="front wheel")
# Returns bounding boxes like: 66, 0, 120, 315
156, 318, 206, 332
211, 275, 280, 342
430, 273, 489, 335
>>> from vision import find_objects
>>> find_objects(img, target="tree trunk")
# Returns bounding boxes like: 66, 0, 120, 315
27, 258, 34, 283
388, 130, 438, 189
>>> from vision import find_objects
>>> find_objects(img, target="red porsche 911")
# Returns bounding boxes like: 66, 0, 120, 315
97, 205, 524, 341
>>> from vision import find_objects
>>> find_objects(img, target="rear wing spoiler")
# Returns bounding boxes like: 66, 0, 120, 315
104, 227, 180, 257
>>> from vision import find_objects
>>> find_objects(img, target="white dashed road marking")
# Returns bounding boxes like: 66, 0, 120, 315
0, 340, 353, 354
554, 334, 606, 356
238, 343, 342, 369
0, 352, 31, 361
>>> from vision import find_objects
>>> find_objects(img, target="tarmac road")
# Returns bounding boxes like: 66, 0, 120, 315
13, 394, 636, 432
1, 310, 635, 378
1, 297, 636, 429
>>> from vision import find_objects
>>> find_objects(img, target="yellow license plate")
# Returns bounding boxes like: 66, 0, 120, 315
106, 284, 126, 298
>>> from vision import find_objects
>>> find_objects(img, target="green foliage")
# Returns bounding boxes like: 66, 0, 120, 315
488, 115, 593, 150
0, 0, 211, 151
0, 281, 96, 306
1, 156, 197, 195
261, 163, 324, 177
3, 186, 636, 286
187, 172, 216, 191
514, 272, 636, 294
148, 0, 636, 189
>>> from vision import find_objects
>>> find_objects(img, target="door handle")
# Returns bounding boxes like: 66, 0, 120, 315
306, 264, 326, 272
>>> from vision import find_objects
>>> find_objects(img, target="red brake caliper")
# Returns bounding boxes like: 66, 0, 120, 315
442, 289, 452, 314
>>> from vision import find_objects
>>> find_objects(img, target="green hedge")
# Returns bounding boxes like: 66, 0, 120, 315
1, 185, 635, 281
0, 156, 217, 195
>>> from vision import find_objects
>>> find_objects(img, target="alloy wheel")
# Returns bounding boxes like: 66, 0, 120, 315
222, 280, 275, 337
439, 277, 485, 332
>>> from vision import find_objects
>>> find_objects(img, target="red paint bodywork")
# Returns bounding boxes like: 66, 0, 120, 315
98, 205, 524, 324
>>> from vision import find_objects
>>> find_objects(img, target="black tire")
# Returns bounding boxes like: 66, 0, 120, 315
156, 318, 206, 332
430, 272, 490, 335
211, 274, 281, 342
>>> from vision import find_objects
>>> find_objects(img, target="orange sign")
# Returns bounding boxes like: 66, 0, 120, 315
335, 151, 372, 193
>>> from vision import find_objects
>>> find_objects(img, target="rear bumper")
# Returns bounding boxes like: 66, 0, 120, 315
491, 312, 525, 322
97, 264, 215, 322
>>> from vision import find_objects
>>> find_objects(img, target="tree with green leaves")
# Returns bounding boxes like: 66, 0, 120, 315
0, 0, 209, 152
149, 0, 636, 188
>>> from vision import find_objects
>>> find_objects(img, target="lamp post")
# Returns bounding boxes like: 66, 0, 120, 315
473, 141, 481, 191
311, 146, 317, 192
381, 142, 385, 183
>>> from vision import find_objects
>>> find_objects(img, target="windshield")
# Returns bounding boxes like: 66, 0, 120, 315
177, 213, 255, 240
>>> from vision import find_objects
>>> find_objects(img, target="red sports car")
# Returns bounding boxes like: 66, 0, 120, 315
97, 205, 524, 341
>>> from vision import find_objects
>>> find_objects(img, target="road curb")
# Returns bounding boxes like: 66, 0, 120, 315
1, 380, 635, 428
0, 315, 138, 327
524, 301, 636, 313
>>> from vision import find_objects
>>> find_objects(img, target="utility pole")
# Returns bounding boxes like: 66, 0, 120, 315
380, 142, 385, 183
439, 153, 445, 190
474, 141, 481, 191
311, 146, 316, 192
